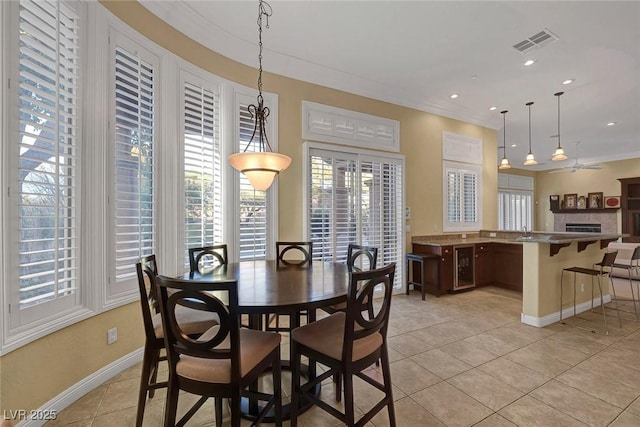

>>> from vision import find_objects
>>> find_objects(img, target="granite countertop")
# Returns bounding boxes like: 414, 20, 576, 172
412, 232, 624, 247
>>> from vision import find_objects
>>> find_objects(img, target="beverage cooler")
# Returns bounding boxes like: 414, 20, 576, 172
454, 245, 475, 290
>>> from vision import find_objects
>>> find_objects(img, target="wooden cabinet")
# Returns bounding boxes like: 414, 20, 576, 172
492, 243, 523, 291
411, 244, 453, 293
619, 177, 640, 243
412, 241, 523, 293
474, 243, 493, 286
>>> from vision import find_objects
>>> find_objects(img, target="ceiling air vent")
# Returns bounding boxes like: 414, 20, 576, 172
513, 29, 559, 54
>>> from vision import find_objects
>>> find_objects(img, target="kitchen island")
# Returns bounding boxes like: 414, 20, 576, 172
412, 230, 624, 327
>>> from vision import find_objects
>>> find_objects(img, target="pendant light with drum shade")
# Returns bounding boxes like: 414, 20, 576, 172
523, 101, 537, 166
551, 91, 568, 161
228, 0, 291, 191
499, 110, 511, 170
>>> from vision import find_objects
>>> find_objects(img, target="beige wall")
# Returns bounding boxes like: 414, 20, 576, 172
534, 159, 640, 232
1, 0, 498, 414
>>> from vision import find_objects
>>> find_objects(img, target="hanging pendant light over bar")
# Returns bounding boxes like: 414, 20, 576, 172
551, 91, 568, 161
524, 101, 537, 166
499, 110, 511, 170
228, 0, 291, 191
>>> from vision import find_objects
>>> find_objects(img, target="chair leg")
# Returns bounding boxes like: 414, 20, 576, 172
335, 372, 342, 402
597, 276, 609, 334
136, 344, 155, 427
230, 389, 241, 427
148, 349, 161, 399
560, 270, 565, 323
343, 367, 355, 426
290, 342, 301, 427
381, 345, 397, 427
272, 353, 283, 427
609, 275, 622, 328
163, 380, 179, 427
215, 398, 223, 427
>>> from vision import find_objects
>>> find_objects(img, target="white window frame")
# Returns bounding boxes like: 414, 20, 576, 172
442, 161, 483, 232
303, 141, 405, 293
498, 173, 534, 231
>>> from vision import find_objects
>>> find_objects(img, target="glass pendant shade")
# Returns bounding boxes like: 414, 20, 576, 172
498, 110, 511, 169
551, 91, 567, 161
523, 101, 537, 166
524, 152, 537, 166
499, 157, 512, 169
228, 151, 292, 191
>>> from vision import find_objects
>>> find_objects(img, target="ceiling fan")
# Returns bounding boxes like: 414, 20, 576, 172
549, 142, 604, 173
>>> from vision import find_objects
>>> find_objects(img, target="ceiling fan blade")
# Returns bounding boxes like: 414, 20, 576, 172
582, 164, 605, 170
548, 168, 572, 174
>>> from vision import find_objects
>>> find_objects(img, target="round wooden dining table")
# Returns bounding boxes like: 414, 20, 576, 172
181, 259, 351, 315
179, 259, 351, 421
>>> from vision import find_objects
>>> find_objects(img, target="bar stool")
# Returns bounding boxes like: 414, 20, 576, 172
406, 253, 438, 300
560, 251, 621, 335
611, 246, 640, 320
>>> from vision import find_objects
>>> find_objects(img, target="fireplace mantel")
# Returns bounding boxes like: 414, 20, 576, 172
551, 208, 617, 214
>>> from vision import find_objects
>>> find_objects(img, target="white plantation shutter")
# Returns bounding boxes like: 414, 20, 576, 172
238, 99, 268, 260
13, 0, 81, 322
444, 161, 481, 231
498, 191, 532, 231
308, 147, 404, 289
183, 79, 222, 267
113, 44, 156, 283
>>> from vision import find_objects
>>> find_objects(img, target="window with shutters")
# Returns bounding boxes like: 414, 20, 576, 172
498, 191, 532, 231
110, 38, 157, 296
443, 161, 482, 231
182, 75, 222, 268
6, 0, 82, 328
306, 143, 404, 290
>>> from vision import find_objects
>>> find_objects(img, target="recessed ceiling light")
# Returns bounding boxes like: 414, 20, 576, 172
607, 121, 616, 126
450, 94, 459, 99
511, 144, 517, 147
524, 59, 536, 66
562, 79, 574, 85
489, 106, 497, 111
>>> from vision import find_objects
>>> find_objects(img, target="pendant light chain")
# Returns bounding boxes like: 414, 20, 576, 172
524, 101, 537, 165
552, 91, 567, 161
499, 110, 511, 169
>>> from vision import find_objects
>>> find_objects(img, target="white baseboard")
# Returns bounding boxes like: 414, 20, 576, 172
14, 348, 143, 427
521, 294, 612, 328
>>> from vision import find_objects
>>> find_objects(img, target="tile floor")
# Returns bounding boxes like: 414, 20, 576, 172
45, 287, 640, 426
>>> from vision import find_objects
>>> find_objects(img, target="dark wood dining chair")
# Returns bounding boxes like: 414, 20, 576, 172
266, 241, 314, 332
323, 243, 378, 315
156, 275, 282, 427
135, 255, 219, 427
290, 263, 397, 427
188, 244, 228, 273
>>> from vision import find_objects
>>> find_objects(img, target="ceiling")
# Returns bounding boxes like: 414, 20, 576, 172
140, 1, 640, 171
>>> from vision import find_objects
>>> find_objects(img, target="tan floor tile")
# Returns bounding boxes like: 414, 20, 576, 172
96, 377, 140, 415
45, 384, 107, 426
609, 410, 640, 427
530, 379, 621, 426
472, 413, 517, 427
387, 331, 434, 356
483, 325, 542, 347
556, 366, 639, 408
546, 330, 608, 354
627, 397, 640, 416
410, 348, 473, 379
477, 356, 550, 393
389, 358, 441, 395
578, 355, 640, 389
370, 396, 444, 426
410, 321, 478, 348
504, 347, 572, 377
462, 333, 520, 355
439, 340, 499, 367
447, 369, 523, 411
524, 337, 592, 365
410, 381, 493, 426
499, 395, 588, 427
